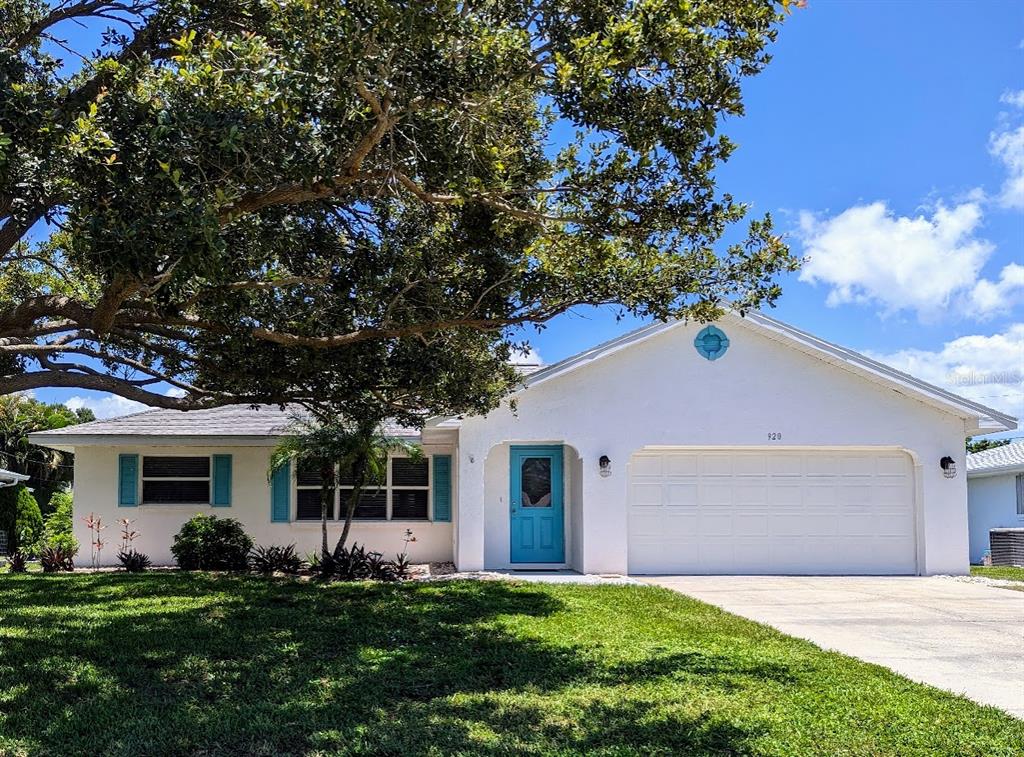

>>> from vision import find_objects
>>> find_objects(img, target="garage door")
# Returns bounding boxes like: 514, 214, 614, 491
627, 449, 916, 575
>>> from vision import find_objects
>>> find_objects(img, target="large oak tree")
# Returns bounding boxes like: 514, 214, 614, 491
0, 0, 797, 418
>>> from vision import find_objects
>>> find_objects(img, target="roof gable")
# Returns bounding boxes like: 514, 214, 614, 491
511, 311, 1016, 435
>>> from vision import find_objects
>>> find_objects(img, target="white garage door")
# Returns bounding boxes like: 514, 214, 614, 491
628, 449, 916, 575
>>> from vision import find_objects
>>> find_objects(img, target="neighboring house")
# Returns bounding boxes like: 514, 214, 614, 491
0, 467, 29, 555
0, 468, 29, 488
966, 443, 1024, 564
29, 312, 1016, 575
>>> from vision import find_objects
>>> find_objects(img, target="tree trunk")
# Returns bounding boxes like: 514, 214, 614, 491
319, 465, 334, 560
335, 452, 368, 554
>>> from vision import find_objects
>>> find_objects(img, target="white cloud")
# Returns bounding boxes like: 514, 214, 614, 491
990, 123, 1024, 209
65, 394, 147, 419
969, 262, 1024, 316
797, 201, 1000, 319
1000, 89, 1024, 109
867, 324, 1024, 422
511, 346, 543, 365
164, 386, 188, 398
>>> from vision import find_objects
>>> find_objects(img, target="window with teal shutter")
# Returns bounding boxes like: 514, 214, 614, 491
118, 454, 139, 507
212, 454, 232, 507
271, 461, 291, 522
432, 455, 451, 522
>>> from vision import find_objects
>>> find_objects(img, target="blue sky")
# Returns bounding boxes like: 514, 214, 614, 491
31, 0, 1024, 429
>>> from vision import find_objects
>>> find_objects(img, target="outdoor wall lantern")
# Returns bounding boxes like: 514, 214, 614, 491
599, 455, 612, 477
940, 456, 957, 479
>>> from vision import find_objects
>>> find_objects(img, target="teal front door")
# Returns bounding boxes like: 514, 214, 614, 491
510, 445, 564, 564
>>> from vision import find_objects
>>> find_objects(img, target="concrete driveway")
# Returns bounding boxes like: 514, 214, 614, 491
642, 576, 1024, 719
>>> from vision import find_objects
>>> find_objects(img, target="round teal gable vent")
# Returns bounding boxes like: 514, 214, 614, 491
694, 325, 729, 361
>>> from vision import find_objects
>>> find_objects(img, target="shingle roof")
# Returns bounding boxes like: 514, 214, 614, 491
966, 442, 1024, 475
30, 404, 418, 439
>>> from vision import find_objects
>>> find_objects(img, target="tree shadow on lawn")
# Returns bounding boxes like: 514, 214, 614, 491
0, 574, 783, 755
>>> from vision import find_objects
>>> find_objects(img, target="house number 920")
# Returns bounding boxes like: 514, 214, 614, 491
767, 432, 782, 441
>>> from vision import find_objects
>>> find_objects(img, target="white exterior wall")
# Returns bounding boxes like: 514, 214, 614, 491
967, 472, 1024, 563
72, 443, 454, 567
456, 317, 971, 575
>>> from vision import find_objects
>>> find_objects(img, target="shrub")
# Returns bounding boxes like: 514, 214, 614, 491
41, 489, 78, 555
117, 549, 151, 572
7, 551, 27, 573
39, 544, 75, 572
171, 515, 253, 571
249, 544, 304, 575
0, 485, 42, 554
321, 542, 407, 583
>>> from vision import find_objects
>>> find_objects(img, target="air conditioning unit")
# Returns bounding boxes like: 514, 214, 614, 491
989, 528, 1024, 567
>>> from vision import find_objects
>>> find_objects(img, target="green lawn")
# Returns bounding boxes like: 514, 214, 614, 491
0, 574, 1020, 756
971, 565, 1024, 583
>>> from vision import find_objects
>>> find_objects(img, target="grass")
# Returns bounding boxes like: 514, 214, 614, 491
0, 574, 1020, 756
971, 565, 1024, 582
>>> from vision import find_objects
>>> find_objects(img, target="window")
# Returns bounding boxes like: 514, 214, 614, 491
142, 456, 210, 504
390, 458, 429, 519
296, 465, 334, 521
339, 465, 387, 520
1017, 474, 1024, 516
294, 455, 432, 521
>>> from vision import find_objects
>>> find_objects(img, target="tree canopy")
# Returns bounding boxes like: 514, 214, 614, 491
966, 437, 1011, 454
1, 0, 797, 416
0, 393, 94, 508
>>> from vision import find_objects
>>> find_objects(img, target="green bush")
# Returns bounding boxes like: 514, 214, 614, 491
41, 489, 78, 555
171, 515, 253, 571
0, 485, 43, 554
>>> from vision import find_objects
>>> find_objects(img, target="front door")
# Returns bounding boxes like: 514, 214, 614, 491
510, 445, 564, 564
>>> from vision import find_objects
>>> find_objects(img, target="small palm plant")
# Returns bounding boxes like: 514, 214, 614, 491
268, 415, 421, 570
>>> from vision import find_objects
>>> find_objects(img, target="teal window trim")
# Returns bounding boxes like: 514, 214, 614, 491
212, 454, 232, 507
432, 455, 452, 522
271, 461, 291, 522
118, 453, 139, 507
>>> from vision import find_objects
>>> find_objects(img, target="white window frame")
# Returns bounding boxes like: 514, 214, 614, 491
294, 453, 432, 522
141, 455, 212, 506
1016, 473, 1024, 516
386, 454, 431, 521
296, 468, 334, 521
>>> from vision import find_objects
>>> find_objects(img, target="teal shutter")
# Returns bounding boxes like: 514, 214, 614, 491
432, 455, 451, 522
118, 454, 138, 507
271, 461, 291, 522
212, 454, 232, 507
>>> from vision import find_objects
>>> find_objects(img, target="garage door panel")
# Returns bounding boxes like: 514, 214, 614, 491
698, 513, 735, 536
701, 455, 735, 476
700, 483, 734, 505
733, 456, 767, 476
630, 454, 663, 476
664, 455, 698, 476
630, 482, 663, 507
628, 449, 916, 575
877, 455, 910, 476
803, 514, 839, 536
735, 482, 769, 505
665, 482, 698, 507
767, 455, 803, 476
734, 513, 770, 536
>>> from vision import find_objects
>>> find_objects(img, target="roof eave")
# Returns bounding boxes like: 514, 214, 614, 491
967, 463, 1024, 478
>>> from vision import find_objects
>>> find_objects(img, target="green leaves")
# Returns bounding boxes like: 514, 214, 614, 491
1, 0, 795, 417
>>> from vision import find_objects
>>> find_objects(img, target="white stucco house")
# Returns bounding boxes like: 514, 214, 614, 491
29, 312, 1016, 575
966, 443, 1024, 564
